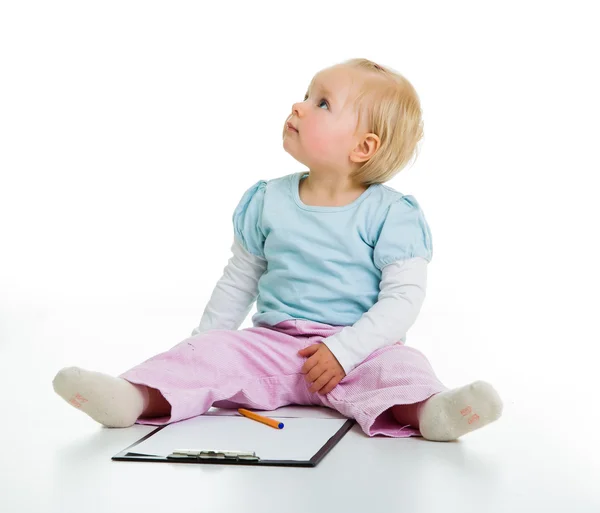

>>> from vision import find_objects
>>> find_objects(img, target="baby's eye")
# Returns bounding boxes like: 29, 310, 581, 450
303, 94, 329, 110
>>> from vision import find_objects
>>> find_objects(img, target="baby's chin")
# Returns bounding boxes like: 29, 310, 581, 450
282, 133, 300, 156
283, 144, 305, 166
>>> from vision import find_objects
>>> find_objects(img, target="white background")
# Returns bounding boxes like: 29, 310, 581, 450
1, 1, 599, 512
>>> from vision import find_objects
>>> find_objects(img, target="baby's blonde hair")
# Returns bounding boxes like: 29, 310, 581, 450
338, 58, 424, 185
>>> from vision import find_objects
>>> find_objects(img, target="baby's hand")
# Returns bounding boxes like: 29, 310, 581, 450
298, 343, 346, 395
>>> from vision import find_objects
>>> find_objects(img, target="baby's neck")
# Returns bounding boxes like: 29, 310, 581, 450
300, 173, 368, 207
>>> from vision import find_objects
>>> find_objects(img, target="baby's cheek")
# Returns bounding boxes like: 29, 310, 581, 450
306, 129, 332, 156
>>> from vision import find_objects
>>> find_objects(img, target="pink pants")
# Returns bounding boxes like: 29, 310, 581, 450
119, 319, 448, 437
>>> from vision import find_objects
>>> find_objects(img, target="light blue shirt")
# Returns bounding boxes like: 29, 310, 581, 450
232, 171, 433, 329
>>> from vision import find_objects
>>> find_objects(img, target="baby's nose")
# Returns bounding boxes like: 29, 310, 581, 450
292, 102, 304, 117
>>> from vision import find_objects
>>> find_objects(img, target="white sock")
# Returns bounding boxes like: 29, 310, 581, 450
418, 380, 503, 441
52, 366, 149, 428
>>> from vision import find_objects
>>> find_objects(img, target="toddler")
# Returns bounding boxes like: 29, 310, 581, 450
53, 58, 503, 441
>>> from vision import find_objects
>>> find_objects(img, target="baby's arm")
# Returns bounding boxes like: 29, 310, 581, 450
190, 238, 267, 336
322, 257, 428, 374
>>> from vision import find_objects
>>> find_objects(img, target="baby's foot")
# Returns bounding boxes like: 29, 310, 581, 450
52, 367, 148, 428
418, 380, 503, 441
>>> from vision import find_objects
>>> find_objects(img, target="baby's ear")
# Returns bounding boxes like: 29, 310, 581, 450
350, 133, 380, 163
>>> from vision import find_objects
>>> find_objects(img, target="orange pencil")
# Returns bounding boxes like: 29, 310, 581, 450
238, 408, 284, 429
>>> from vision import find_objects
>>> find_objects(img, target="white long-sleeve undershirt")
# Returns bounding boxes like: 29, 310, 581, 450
191, 238, 428, 374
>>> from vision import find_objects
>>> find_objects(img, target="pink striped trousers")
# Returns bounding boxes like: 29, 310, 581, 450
119, 319, 448, 437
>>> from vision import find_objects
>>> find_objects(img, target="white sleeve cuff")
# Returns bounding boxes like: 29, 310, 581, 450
322, 257, 428, 374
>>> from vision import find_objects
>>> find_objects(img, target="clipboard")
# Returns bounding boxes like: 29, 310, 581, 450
112, 407, 355, 468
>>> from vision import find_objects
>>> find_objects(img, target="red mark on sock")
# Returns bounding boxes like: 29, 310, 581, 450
468, 414, 480, 425
460, 406, 472, 416
69, 394, 88, 408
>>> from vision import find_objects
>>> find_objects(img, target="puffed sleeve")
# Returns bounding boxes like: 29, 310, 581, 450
373, 195, 433, 270
232, 180, 267, 259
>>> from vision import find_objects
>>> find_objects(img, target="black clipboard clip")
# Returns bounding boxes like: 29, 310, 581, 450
168, 449, 260, 462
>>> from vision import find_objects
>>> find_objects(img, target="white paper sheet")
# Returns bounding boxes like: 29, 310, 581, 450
129, 415, 348, 462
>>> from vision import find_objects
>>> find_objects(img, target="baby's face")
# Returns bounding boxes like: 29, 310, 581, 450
283, 65, 367, 174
